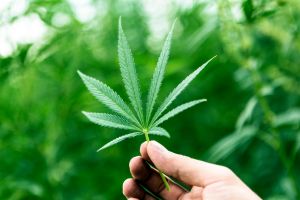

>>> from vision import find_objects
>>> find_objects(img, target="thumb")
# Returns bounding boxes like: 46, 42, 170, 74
143, 141, 234, 187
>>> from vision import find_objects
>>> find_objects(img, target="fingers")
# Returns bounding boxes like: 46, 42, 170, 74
123, 178, 144, 199
127, 156, 187, 199
129, 156, 150, 180
123, 178, 156, 200
130, 156, 170, 195
141, 141, 237, 187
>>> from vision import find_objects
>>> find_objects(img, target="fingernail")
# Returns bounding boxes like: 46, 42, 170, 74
150, 141, 167, 153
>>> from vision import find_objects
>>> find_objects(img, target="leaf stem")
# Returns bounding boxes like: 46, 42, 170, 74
138, 183, 163, 200
143, 129, 170, 191
143, 128, 150, 142
159, 171, 170, 191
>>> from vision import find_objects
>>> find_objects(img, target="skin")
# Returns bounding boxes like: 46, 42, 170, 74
123, 141, 262, 200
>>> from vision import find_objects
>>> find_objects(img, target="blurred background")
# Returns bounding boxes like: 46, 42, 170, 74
0, 0, 299, 199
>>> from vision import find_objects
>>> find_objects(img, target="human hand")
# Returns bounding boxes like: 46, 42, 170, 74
123, 141, 261, 200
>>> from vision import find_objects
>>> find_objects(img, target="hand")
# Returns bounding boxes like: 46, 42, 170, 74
123, 141, 261, 200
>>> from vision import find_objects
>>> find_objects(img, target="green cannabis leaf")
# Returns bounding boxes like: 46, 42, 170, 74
78, 18, 215, 150
78, 17, 215, 191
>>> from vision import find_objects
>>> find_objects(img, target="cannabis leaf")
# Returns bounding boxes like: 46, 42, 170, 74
78, 18, 215, 150
78, 18, 215, 191
146, 21, 175, 124
150, 57, 215, 126
78, 71, 140, 126
118, 18, 144, 124
82, 112, 139, 130
97, 132, 143, 152
152, 99, 207, 127
149, 127, 170, 138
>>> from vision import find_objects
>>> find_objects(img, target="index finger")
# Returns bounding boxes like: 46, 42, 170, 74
140, 141, 237, 187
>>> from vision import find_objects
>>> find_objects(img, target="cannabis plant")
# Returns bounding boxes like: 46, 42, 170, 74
78, 18, 214, 190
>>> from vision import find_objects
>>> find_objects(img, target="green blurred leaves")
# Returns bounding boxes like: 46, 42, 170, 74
0, 0, 300, 199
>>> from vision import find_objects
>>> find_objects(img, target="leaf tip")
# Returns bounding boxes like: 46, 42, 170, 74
97, 144, 108, 152
171, 18, 177, 29
166, 19, 176, 40
208, 56, 217, 63
82, 111, 88, 116
77, 70, 86, 80
211, 55, 217, 60
118, 16, 123, 31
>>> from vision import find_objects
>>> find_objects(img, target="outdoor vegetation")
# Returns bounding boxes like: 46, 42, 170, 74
0, 0, 299, 199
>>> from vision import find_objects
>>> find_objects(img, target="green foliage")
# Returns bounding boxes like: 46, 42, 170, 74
97, 132, 142, 151
79, 18, 212, 151
0, 0, 300, 199
148, 127, 171, 138
77, 71, 139, 125
146, 21, 175, 124
153, 99, 207, 127
98, 127, 171, 151
150, 56, 215, 126
118, 18, 144, 124
82, 112, 138, 130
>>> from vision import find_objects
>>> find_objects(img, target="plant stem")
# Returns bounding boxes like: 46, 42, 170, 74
143, 129, 171, 191
138, 183, 163, 200
144, 129, 150, 142
146, 160, 190, 192
159, 171, 170, 191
